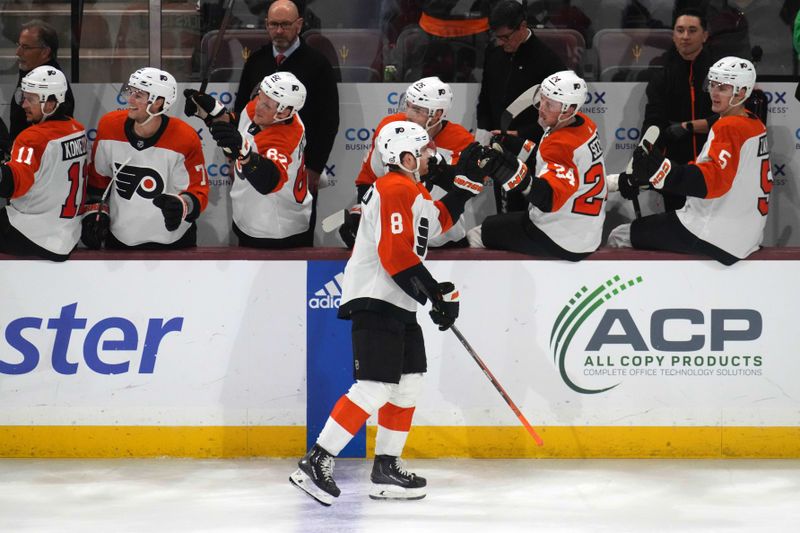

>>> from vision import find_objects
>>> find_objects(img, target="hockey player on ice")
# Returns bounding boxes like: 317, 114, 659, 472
290, 120, 486, 506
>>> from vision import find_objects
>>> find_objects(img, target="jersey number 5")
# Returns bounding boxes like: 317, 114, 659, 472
572, 163, 605, 216
757, 159, 772, 216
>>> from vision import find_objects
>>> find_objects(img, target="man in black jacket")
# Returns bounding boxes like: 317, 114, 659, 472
10, 20, 75, 142
476, 0, 564, 213
642, 8, 714, 211
233, 0, 339, 199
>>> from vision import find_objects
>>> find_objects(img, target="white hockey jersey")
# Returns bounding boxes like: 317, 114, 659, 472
88, 111, 209, 246
355, 112, 486, 247
529, 113, 607, 253
676, 112, 770, 259
339, 171, 455, 322
6, 117, 87, 255
234, 100, 312, 239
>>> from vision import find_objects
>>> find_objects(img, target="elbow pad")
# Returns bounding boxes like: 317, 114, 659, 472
238, 152, 281, 195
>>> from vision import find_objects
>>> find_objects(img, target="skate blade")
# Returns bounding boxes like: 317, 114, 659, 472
289, 469, 335, 506
369, 483, 426, 501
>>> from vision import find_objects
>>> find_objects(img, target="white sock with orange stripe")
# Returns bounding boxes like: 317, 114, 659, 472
375, 373, 424, 457
317, 380, 392, 456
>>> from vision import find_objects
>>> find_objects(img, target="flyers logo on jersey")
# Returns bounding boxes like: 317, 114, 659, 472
114, 163, 165, 200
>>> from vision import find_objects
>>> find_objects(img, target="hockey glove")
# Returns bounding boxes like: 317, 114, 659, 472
429, 281, 460, 331
153, 193, 191, 231
663, 121, 692, 143
490, 133, 537, 162
631, 143, 671, 190
80, 203, 110, 249
616, 173, 641, 200
338, 205, 361, 249
484, 144, 530, 193
183, 89, 226, 124
421, 152, 457, 192
210, 121, 251, 160
451, 142, 487, 196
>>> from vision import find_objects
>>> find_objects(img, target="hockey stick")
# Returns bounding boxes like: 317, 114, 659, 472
321, 209, 345, 233
199, 0, 236, 93
499, 84, 539, 134
624, 125, 659, 219
413, 280, 544, 446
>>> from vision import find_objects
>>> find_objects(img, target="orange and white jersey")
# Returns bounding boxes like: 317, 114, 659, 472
234, 100, 311, 239
5, 117, 87, 255
89, 110, 209, 246
529, 113, 607, 253
339, 171, 455, 318
677, 113, 770, 259
356, 112, 479, 246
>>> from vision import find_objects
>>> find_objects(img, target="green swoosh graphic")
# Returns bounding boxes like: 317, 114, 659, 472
551, 275, 643, 394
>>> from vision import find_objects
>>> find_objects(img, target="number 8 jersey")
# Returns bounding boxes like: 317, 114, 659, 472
338, 171, 455, 323
5, 117, 87, 256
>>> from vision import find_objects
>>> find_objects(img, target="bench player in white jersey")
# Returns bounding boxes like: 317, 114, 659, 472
290, 121, 485, 506
82, 67, 209, 249
607, 57, 771, 265
192, 72, 312, 248
0, 66, 86, 261
468, 70, 608, 261
338, 76, 485, 248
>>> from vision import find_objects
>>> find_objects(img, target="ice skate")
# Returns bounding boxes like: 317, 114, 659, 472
290, 444, 340, 506
369, 454, 427, 500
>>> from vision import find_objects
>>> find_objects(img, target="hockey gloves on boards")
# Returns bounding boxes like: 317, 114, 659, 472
80, 202, 110, 250
183, 89, 226, 124
429, 282, 459, 331
421, 151, 457, 192
451, 142, 486, 196
153, 193, 193, 231
210, 122, 251, 160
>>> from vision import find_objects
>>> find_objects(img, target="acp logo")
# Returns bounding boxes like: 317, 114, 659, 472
551, 275, 763, 394
308, 272, 344, 309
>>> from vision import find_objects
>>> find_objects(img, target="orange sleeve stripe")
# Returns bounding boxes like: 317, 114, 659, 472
330, 395, 371, 436
377, 403, 416, 432
376, 176, 423, 276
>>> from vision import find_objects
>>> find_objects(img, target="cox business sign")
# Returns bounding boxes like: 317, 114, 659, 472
550, 273, 763, 394
0, 302, 183, 375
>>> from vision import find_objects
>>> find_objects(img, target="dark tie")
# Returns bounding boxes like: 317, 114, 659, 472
276, 53, 285, 65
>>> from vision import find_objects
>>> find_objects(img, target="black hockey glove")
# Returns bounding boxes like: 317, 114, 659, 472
484, 145, 530, 193
451, 142, 486, 196
183, 89, 226, 124
80, 203, 110, 249
617, 173, 640, 201
421, 152, 457, 192
429, 281, 460, 331
153, 193, 191, 231
490, 133, 537, 162
210, 121, 251, 160
663, 122, 691, 143
630, 142, 672, 190
338, 205, 361, 249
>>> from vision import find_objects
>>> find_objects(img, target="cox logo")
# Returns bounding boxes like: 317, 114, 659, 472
615, 127, 641, 141
87, 128, 98, 142
584, 91, 606, 104
387, 91, 402, 105
0, 303, 184, 376
763, 91, 787, 105
794, 128, 800, 141
345, 128, 375, 142
207, 163, 232, 178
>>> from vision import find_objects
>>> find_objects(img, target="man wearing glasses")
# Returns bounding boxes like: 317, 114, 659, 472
233, 0, 339, 237
476, 0, 564, 214
10, 20, 75, 143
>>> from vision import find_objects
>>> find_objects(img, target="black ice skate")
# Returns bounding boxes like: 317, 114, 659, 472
289, 444, 341, 506
369, 454, 427, 500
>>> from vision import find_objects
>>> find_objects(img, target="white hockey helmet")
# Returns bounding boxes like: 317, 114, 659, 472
376, 120, 430, 170
403, 76, 453, 130
535, 70, 587, 118
18, 66, 67, 119
259, 71, 307, 119
707, 56, 756, 100
127, 67, 178, 115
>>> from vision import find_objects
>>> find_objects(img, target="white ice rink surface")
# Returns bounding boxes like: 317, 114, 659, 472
1, 458, 799, 533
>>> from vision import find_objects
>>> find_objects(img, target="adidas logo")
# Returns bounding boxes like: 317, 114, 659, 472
308, 272, 344, 309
